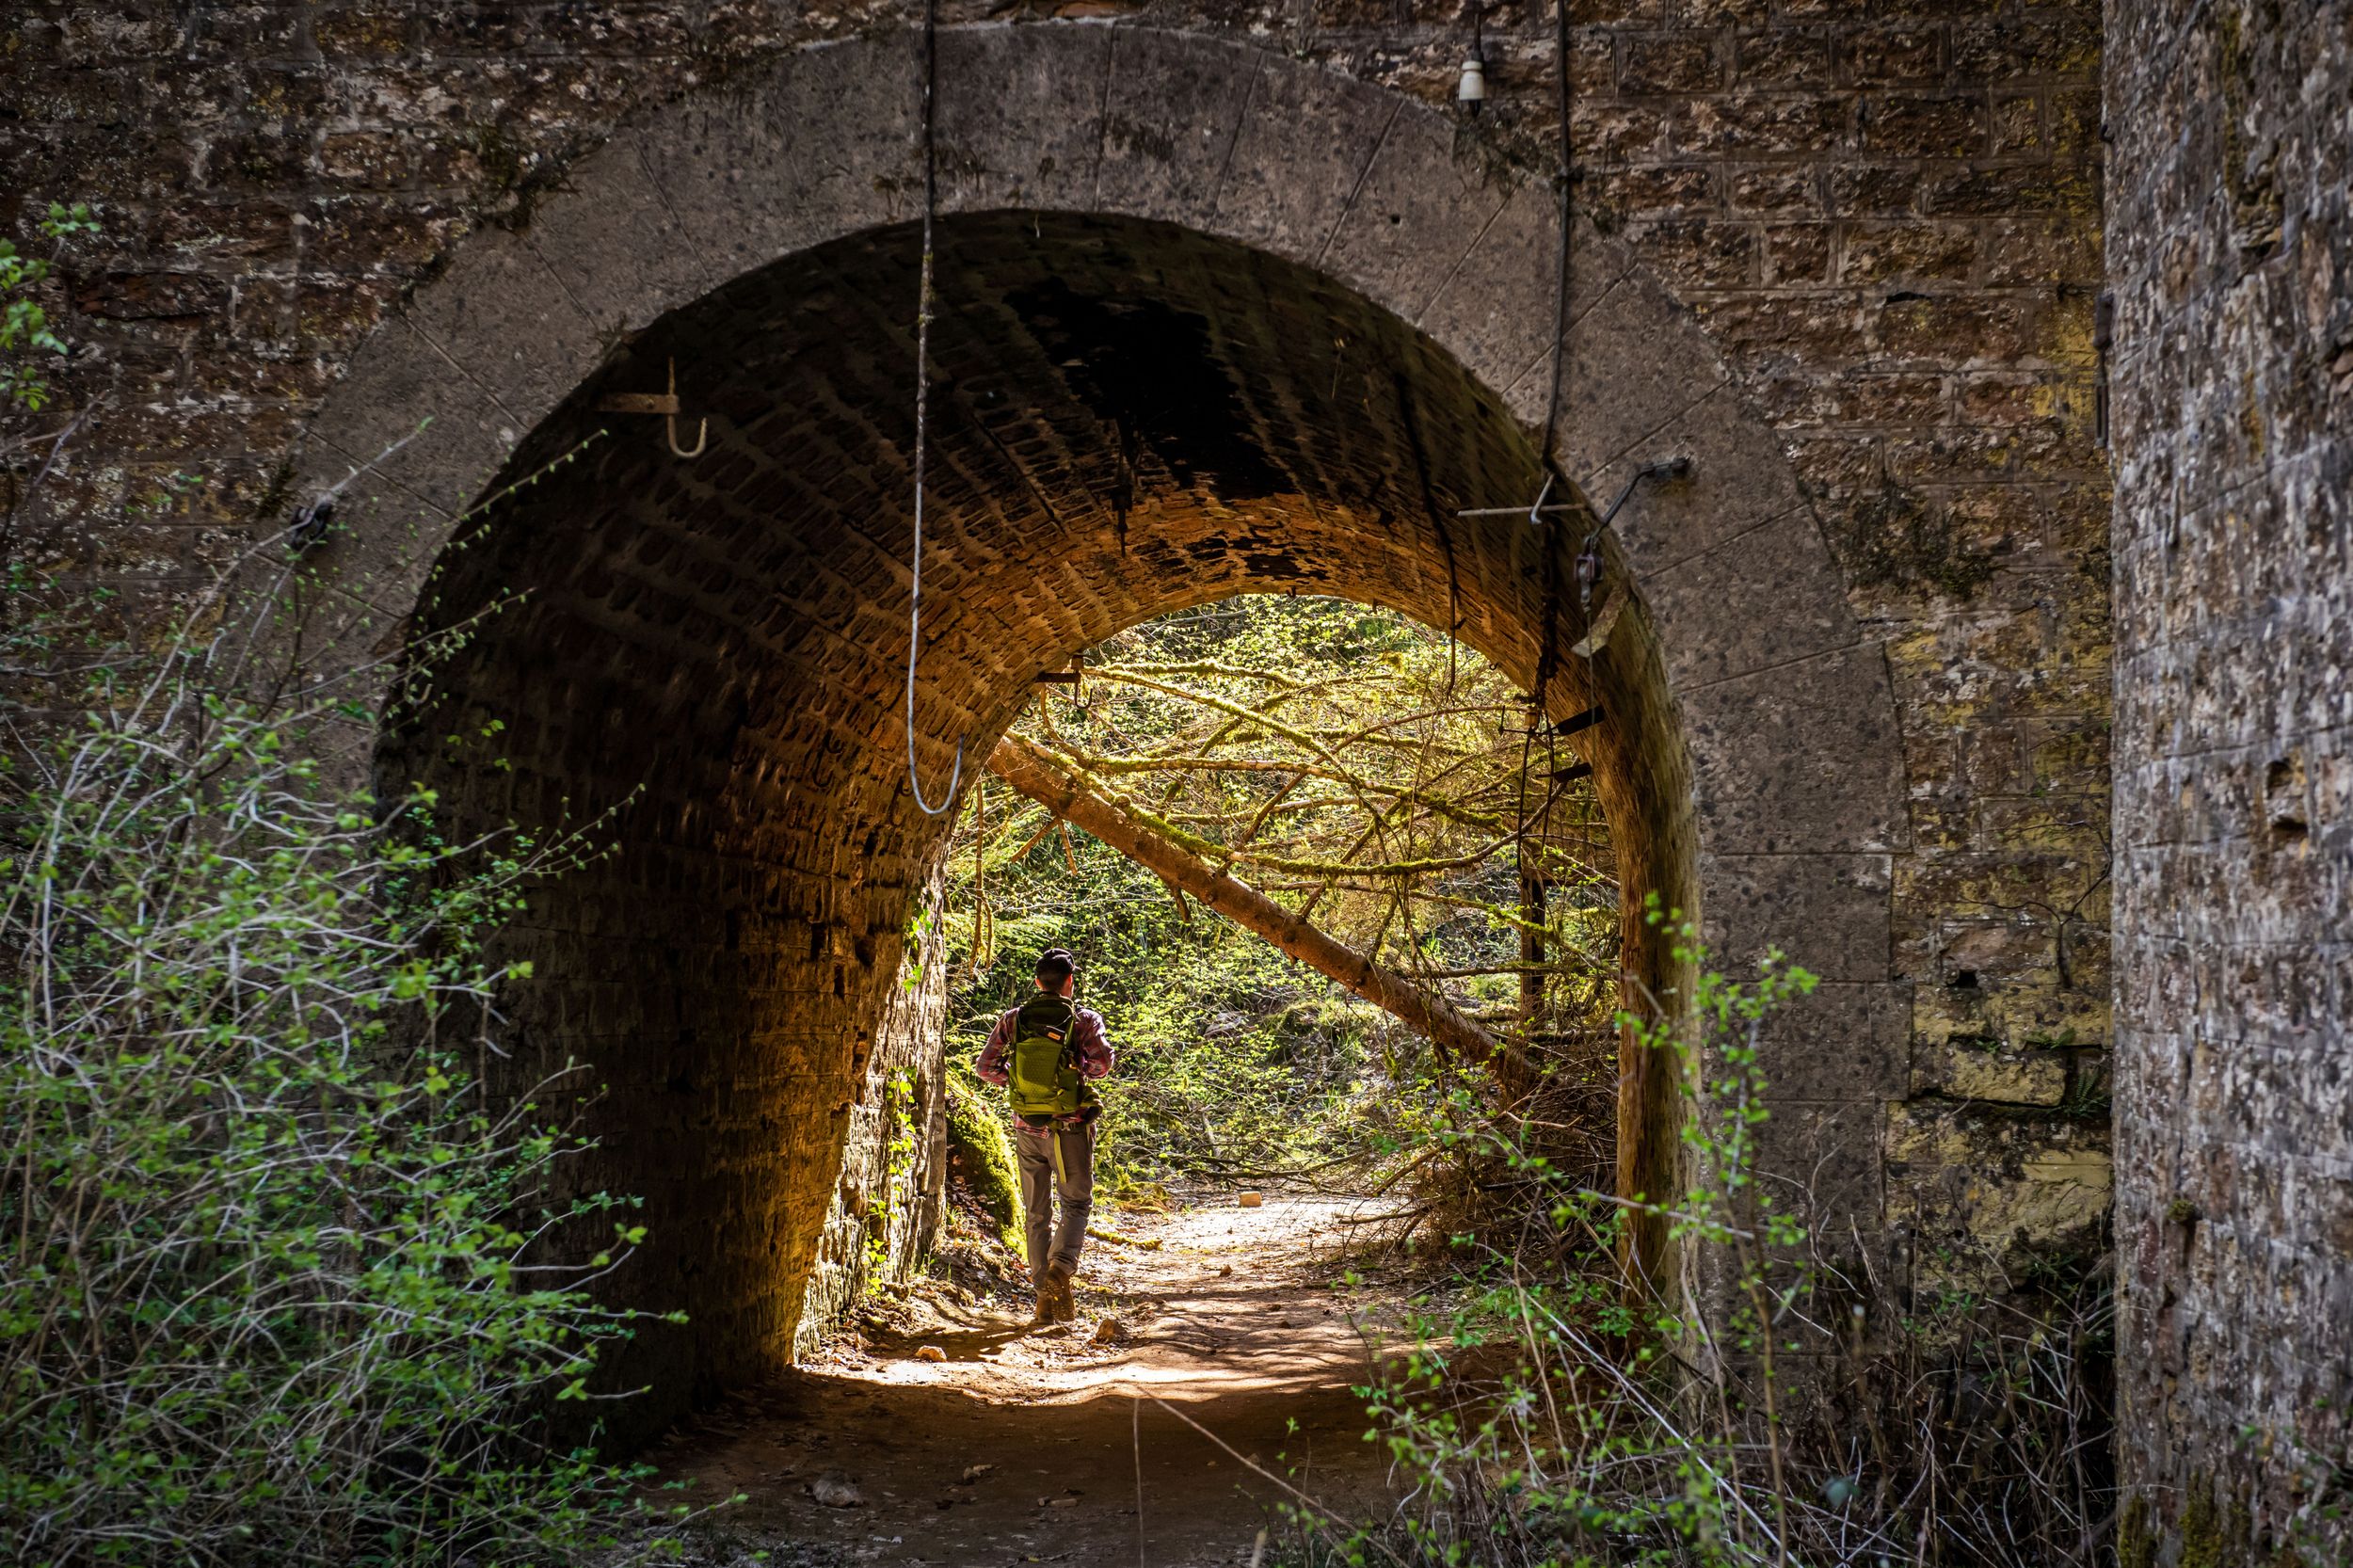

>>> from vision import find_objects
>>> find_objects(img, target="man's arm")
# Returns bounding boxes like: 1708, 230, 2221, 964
975, 1009, 1016, 1085
1072, 1009, 1114, 1080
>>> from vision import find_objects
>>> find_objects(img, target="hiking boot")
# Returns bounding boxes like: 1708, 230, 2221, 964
1044, 1262, 1077, 1324
1027, 1284, 1057, 1329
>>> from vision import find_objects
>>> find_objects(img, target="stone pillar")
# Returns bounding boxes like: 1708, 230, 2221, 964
2107, 2, 2353, 1558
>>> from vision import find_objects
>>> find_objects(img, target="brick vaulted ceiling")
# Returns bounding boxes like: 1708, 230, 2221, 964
374, 214, 1686, 1411
401, 212, 1566, 893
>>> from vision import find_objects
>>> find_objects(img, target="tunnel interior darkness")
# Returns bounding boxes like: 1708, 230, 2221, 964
378, 211, 1694, 1428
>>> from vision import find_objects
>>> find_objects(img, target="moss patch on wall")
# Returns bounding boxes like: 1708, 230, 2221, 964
2118, 1496, 2155, 1568
945, 1076, 1021, 1251
1836, 481, 1998, 602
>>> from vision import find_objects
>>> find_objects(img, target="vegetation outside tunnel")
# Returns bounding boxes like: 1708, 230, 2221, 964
936, 594, 1623, 1195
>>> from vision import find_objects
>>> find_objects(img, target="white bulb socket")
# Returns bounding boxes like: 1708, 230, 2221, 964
1456, 55, 1487, 106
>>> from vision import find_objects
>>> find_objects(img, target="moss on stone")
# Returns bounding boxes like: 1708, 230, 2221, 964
2118, 1495, 2156, 1568
1838, 480, 1997, 602
2179, 1481, 2253, 1568
945, 1076, 1021, 1248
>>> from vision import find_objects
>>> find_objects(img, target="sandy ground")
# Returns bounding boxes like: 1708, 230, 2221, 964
647, 1192, 1408, 1566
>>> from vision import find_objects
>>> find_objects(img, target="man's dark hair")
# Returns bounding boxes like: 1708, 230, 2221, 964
1034, 948, 1077, 985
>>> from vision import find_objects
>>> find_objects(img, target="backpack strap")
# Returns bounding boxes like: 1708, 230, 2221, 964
1016, 994, 1078, 1058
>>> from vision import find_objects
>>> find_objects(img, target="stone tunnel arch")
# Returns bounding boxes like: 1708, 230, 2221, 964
277, 24, 1907, 1434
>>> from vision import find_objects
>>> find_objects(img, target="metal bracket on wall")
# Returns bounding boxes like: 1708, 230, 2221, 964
2093, 290, 2114, 448
285, 495, 335, 554
1454, 502, 1586, 520
1452, 456, 1693, 525
1570, 580, 1628, 659
1516, 706, 1605, 744
1034, 656, 1084, 694
596, 358, 707, 458
1593, 455, 1692, 529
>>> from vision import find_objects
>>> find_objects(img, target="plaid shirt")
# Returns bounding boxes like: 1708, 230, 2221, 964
976, 1001, 1114, 1128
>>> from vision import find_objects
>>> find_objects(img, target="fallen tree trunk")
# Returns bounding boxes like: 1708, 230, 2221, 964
986, 733, 1516, 1072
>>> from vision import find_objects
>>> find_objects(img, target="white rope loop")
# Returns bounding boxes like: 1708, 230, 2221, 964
904, 0, 964, 817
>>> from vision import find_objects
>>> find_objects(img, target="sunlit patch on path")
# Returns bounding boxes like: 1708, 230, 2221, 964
650, 1193, 1408, 1565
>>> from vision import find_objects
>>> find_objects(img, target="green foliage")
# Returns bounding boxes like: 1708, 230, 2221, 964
0, 202, 97, 413
944, 596, 1615, 1186
901, 907, 932, 993
1303, 912, 1821, 1567
1272, 907, 2113, 1568
0, 650, 696, 1565
865, 1068, 921, 1290
1623, 895, 1817, 1290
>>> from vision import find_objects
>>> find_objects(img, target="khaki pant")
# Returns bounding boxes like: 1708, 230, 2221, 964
1013, 1118, 1095, 1284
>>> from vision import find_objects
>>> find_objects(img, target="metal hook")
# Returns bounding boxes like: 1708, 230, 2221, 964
596, 358, 705, 458
1526, 472, 1555, 532
664, 360, 706, 458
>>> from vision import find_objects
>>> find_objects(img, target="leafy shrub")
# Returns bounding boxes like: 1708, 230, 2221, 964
0, 639, 683, 1565
0, 200, 95, 414
1278, 903, 2113, 1567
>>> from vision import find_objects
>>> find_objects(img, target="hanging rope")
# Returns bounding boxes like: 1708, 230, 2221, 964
904, 0, 963, 815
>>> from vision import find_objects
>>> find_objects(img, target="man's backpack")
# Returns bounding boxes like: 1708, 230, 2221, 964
1006, 993, 1084, 1121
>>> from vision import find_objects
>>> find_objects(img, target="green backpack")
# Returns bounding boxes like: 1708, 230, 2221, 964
1006, 994, 1088, 1122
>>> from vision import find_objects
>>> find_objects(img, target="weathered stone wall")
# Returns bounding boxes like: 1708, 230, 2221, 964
2, 0, 2113, 1421
798, 869, 952, 1353
1529, 0, 2116, 1303
2107, 1, 2353, 1559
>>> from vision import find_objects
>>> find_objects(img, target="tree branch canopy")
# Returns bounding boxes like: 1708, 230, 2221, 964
985, 733, 1516, 1072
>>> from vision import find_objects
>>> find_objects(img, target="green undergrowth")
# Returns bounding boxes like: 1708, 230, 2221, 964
939, 595, 1616, 1192
2, 200, 728, 1566
0, 652, 730, 1565
1248, 904, 2118, 1568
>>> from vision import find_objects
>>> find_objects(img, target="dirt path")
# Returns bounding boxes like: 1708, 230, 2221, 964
648, 1192, 1406, 1566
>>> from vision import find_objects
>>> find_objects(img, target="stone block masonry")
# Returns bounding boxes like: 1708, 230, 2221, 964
3, 0, 2113, 1429
2107, 1, 2353, 1560
799, 867, 952, 1357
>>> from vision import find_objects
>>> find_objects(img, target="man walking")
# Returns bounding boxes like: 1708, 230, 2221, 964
975, 947, 1113, 1328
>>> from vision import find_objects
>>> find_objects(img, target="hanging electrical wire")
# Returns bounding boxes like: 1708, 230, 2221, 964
1524, 0, 1577, 713
904, 0, 963, 816
1539, 0, 1574, 476
1513, 0, 1578, 945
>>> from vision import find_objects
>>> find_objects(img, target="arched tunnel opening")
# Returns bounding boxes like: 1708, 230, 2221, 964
376, 210, 1696, 1442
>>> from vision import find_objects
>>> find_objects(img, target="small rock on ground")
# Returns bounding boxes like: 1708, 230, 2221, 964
805, 1471, 863, 1508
